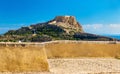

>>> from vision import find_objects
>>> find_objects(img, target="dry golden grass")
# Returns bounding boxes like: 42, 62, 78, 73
0, 41, 120, 72
45, 41, 120, 58
0, 44, 49, 72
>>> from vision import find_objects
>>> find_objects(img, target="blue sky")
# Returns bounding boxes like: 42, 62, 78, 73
0, 0, 120, 35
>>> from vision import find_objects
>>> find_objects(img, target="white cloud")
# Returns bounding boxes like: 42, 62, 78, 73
0, 23, 120, 35
83, 24, 120, 35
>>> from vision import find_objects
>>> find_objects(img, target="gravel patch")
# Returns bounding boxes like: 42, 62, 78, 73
0, 58, 120, 74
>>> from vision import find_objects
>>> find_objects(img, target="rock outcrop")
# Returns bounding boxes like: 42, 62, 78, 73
48, 16, 83, 33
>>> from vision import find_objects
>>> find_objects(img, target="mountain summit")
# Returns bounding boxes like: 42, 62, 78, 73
0, 15, 117, 42
47, 16, 83, 33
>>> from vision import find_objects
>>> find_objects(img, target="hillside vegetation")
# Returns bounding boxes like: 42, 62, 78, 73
0, 16, 117, 42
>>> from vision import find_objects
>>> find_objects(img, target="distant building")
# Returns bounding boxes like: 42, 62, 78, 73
19, 40, 22, 43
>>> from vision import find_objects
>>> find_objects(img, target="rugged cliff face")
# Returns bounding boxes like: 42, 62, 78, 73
48, 16, 83, 33
0, 16, 117, 42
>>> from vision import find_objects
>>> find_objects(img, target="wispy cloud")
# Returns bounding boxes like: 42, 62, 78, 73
0, 24, 27, 34
0, 23, 120, 35
0, 22, 44, 34
0, 27, 17, 34
83, 24, 120, 35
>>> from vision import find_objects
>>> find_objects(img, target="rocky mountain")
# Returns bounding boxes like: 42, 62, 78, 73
0, 16, 118, 42
47, 16, 83, 33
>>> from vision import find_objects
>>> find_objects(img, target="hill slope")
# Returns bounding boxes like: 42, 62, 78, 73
0, 16, 117, 42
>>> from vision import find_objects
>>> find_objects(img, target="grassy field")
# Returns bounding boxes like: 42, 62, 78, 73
0, 41, 120, 72
45, 41, 120, 58
0, 44, 49, 72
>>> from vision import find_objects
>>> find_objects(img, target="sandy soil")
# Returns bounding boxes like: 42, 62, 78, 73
0, 58, 120, 74
48, 58, 120, 74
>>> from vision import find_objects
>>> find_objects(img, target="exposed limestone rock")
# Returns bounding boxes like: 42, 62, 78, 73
48, 16, 84, 33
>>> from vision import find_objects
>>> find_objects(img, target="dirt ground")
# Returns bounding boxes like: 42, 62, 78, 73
48, 58, 120, 74
0, 58, 120, 74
